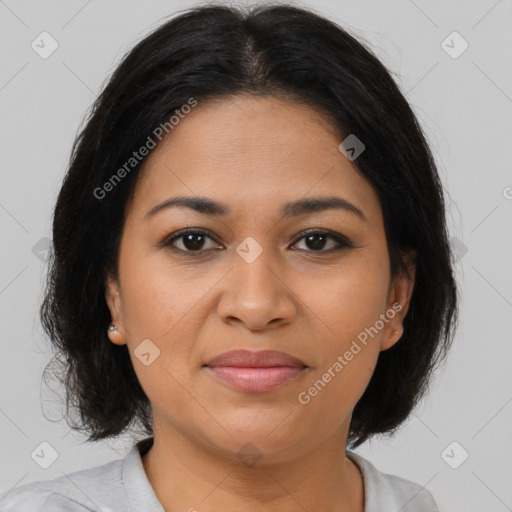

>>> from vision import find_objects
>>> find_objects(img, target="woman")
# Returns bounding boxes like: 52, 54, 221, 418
0, 4, 458, 511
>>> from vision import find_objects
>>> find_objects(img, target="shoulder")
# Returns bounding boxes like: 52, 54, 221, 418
0, 456, 127, 512
347, 451, 439, 512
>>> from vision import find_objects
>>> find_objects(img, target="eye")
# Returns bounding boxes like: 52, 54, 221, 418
163, 227, 353, 256
290, 229, 352, 252
163, 228, 222, 254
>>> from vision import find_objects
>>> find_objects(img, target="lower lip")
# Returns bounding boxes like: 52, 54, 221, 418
205, 366, 307, 392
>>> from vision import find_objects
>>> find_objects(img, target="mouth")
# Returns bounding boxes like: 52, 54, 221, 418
203, 349, 309, 393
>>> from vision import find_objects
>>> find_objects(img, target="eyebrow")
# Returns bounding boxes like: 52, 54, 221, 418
144, 195, 367, 222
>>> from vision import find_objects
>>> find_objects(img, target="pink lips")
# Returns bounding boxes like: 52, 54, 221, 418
204, 349, 308, 393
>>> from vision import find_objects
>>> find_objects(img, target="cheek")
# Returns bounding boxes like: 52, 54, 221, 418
118, 244, 207, 338
294, 252, 388, 412
117, 245, 217, 394
303, 251, 390, 348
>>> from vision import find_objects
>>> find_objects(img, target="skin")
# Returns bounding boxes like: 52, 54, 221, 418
105, 94, 416, 512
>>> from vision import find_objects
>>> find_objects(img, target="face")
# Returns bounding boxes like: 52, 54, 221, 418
105, 95, 415, 463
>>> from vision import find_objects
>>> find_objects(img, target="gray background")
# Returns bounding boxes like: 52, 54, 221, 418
1, 0, 511, 510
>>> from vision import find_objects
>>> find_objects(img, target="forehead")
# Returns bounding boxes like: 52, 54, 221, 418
128, 95, 382, 225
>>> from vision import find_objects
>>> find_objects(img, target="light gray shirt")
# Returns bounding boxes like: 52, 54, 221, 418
0, 437, 439, 511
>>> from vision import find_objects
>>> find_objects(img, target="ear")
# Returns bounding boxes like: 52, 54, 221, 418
380, 249, 417, 351
105, 272, 127, 346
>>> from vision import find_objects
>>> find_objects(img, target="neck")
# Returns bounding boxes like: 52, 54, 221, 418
141, 422, 364, 512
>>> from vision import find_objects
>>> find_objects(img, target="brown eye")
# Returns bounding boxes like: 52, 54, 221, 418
291, 230, 352, 252
163, 228, 352, 256
164, 228, 221, 254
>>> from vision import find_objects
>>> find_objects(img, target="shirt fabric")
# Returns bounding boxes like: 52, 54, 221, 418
0, 437, 439, 511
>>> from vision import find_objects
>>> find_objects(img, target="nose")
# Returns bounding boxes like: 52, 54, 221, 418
216, 247, 297, 332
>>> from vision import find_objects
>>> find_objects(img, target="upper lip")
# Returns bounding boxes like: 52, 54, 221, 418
204, 349, 307, 368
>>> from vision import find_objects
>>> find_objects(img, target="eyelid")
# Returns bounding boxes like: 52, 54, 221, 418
290, 228, 354, 249
163, 227, 354, 254
162, 227, 220, 247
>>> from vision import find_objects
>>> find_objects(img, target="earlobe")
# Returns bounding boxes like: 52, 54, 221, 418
105, 273, 126, 345
381, 328, 402, 351
380, 249, 417, 352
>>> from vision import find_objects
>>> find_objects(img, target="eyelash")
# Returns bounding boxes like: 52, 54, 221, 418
162, 227, 353, 256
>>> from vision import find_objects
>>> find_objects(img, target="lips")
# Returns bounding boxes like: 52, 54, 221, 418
204, 349, 307, 369
203, 350, 308, 393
